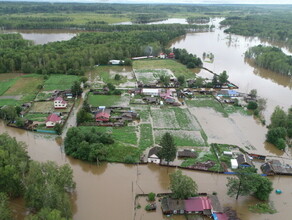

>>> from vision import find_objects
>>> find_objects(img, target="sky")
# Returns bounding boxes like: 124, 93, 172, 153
5, 0, 292, 4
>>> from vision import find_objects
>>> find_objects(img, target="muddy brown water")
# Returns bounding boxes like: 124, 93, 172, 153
1, 120, 292, 220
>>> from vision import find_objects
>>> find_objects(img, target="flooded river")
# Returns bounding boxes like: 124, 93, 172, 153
1, 18, 292, 220
171, 18, 292, 121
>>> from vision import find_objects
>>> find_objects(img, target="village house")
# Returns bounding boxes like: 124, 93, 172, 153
54, 97, 67, 109
109, 60, 124, 65
148, 147, 161, 164
142, 88, 160, 96
261, 160, 292, 175
45, 113, 61, 128
168, 52, 175, 59
236, 154, 253, 167
143, 97, 158, 104
95, 109, 111, 122
159, 53, 166, 59
161, 198, 185, 215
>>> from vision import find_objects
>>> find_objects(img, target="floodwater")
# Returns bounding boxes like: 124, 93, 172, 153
1, 119, 292, 220
1, 29, 79, 45
1, 17, 292, 220
171, 18, 292, 121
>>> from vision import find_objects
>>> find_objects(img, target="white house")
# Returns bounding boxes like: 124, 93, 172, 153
54, 97, 67, 109
142, 88, 160, 96
45, 113, 61, 128
148, 147, 161, 164
109, 60, 124, 65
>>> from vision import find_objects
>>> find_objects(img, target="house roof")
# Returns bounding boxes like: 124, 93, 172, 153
46, 113, 61, 123
54, 97, 64, 101
184, 197, 211, 212
161, 197, 185, 213
95, 109, 111, 119
142, 88, 160, 94
148, 147, 161, 158
208, 195, 223, 212
228, 90, 238, 96
236, 154, 253, 166
178, 150, 197, 158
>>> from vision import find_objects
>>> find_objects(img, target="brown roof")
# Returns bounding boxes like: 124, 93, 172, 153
148, 147, 161, 158
161, 198, 185, 213
178, 150, 197, 158
236, 154, 253, 166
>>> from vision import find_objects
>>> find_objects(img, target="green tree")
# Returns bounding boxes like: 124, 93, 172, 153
270, 106, 287, 128
0, 133, 30, 197
0, 193, 13, 220
218, 71, 229, 84
71, 81, 83, 97
266, 127, 287, 149
177, 75, 185, 86
114, 74, 121, 81
53, 123, 62, 135
226, 167, 273, 200
82, 100, 91, 113
159, 132, 177, 165
76, 109, 92, 125
15, 117, 26, 127
26, 208, 69, 220
169, 170, 198, 199
79, 76, 88, 84
24, 161, 75, 218
0, 105, 17, 121
247, 101, 258, 110
123, 58, 132, 66
212, 75, 218, 85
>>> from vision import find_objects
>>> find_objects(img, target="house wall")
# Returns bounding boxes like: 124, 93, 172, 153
148, 158, 160, 164
46, 121, 56, 128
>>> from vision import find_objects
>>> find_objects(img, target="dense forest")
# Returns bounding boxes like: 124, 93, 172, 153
0, 133, 76, 219
221, 13, 292, 48
0, 27, 186, 74
245, 45, 292, 76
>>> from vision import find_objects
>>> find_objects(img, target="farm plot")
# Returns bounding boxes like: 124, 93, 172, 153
139, 124, 154, 151
87, 93, 130, 107
87, 66, 136, 87
172, 108, 201, 131
29, 101, 72, 113
43, 75, 79, 91
24, 113, 49, 122
154, 130, 205, 147
151, 107, 180, 129
134, 69, 175, 84
0, 78, 17, 96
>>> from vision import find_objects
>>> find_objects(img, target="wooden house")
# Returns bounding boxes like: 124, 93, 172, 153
236, 154, 253, 167
148, 147, 161, 164
46, 113, 61, 128
178, 150, 197, 158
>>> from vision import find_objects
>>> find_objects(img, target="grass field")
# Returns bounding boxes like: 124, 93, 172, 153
43, 74, 79, 91
24, 113, 49, 122
87, 93, 130, 107
4, 74, 43, 96
133, 59, 196, 79
0, 99, 19, 106
79, 126, 137, 145
139, 124, 154, 151
134, 69, 174, 84
0, 78, 17, 96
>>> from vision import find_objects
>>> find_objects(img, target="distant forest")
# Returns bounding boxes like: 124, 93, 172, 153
221, 13, 292, 48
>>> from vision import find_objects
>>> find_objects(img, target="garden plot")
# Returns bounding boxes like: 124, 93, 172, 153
134, 69, 175, 84
29, 101, 72, 113
151, 108, 180, 129
154, 130, 205, 147
172, 108, 201, 131
87, 93, 130, 107
43, 75, 79, 91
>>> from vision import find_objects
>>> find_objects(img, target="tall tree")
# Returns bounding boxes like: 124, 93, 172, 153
270, 106, 287, 128
226, 167, 273, 200
218, 71, 229, 84
169, 170, 197, 199
0, 193, 13, 220
26, 208, 69, 220
158, 132, 177, 165
71, 81, 83, 97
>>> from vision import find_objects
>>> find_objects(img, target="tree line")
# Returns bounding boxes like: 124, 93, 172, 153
173, 48, 203, 68
221, 13, 292, 48
245, 45, 292, 76
266, 106, 292, 150
0, 28, 186, 75
0, 133, 75, 220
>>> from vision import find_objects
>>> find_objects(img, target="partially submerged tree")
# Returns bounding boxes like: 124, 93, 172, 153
169, 170, 198, 199
226, 167, 273, 201
159, 132, 177, 165
0, 193, 13, 220
218, 70, 229, 84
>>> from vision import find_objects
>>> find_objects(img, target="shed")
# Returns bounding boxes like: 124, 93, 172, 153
178, 150, 197, 158
231, 159, 238, 169
236, 154, 253, 167
161, 197, 185, 215
142, 88, 160, 96
148, 147, 161, 164
223, 151, 233, 156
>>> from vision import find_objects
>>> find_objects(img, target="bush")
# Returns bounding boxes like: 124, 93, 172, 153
114, 74, 121, 81
124, 155, 137, 164
148, 192, 156, 201
186, 62, 195, 68
247, 101, 258, 110
266, 127, 287, 146
276, 138, 286, 150
54, 123, 63, 135
113, 90, 122, 95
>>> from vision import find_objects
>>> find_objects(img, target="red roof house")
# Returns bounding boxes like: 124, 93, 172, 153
95, 109, 111, 122
168, 52, 175, 59
45, 113, 61, 128
54, 97, 67, 109
184, 197, 212, 215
